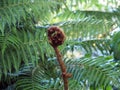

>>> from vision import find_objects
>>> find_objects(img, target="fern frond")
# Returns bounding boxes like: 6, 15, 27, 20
0, 0, 59, 35
66, 56, 120, 88
64, 0, 119, 11
51, 10, 117, 38
65, 39, 111, 55
0, 28, 55, 79
15, 65, 83, 90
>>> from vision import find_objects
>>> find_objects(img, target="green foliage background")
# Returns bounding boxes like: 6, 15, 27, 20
0, 0, 120, 90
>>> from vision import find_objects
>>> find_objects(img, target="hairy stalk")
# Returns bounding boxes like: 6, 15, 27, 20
47, 26, 72, 90
54, 47, 68, 90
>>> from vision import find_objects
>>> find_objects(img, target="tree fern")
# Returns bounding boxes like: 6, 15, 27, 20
0, 0, 120, 90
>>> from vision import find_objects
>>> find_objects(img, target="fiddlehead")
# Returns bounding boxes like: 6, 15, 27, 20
47, 26, 72, 90
47, 26, 65, 47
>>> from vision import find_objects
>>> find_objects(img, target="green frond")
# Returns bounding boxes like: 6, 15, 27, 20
55, 10, 117, 21
0, 28, 54, 79
15, 65, 82, 90
66, 56, 120, 88
65, 39, 111, 55
52, 9, 119, 38
64, 0, 119, 11
111, 31, 120, 60
0, 0, 60, 35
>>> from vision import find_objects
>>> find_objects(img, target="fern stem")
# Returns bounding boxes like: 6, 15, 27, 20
54, 47, 69, 90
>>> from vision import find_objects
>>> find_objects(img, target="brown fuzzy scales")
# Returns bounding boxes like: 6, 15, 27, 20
47, 26, 72, 90
47, 26, 65, 47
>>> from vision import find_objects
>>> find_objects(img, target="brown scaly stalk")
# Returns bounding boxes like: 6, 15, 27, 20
47, 26, 72, 90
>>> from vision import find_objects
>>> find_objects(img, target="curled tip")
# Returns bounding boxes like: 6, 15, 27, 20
47, 26, 65, 47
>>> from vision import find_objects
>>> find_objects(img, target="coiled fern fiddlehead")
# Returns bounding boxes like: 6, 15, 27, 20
47, 26, 72, 90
